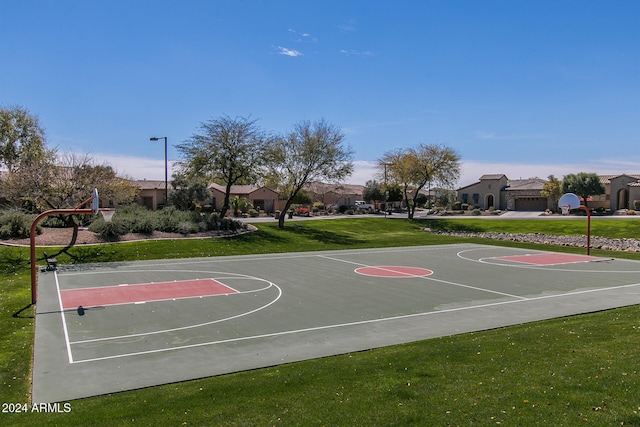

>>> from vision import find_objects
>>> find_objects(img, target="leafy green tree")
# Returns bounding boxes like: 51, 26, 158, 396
169, 172, 210, 211
229, 195, 252, 217
541, 175, 563, 211
561, 172, 605, 208
386, 185, 403, 204
266, 119, 354, 228
407, 144, 460, 218
362, 180, 384, 205
291, 189, 312, 205
0, 106, 51, 172
380, 144, 460, 219
1, 106, 57, 210
379, 148, 415, 213
176, 115, 271, 218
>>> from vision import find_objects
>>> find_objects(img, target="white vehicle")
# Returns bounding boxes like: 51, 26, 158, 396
355, 200, 375, 211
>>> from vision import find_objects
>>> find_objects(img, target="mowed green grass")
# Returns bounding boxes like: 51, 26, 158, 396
2, 217, 640, 426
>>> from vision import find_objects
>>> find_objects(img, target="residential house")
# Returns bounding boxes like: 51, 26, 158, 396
457, 175, 551, 211
304, 182, 364, 208
457, 174, 509, 210
594, 174, 640, 211
457, 173, 640, 212
208, 183, 279, 214
132, 179, 167, 210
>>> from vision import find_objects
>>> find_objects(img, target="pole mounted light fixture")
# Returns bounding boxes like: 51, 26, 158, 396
150, 136, 168, 206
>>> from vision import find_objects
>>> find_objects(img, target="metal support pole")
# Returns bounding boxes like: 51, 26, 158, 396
579, 205, 591, 255
30, 208, 94, 304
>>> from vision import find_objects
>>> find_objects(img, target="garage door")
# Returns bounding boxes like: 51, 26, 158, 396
515, 197, 547, 211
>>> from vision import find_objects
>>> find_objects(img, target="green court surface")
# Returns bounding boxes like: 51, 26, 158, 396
32, 243, 640, 403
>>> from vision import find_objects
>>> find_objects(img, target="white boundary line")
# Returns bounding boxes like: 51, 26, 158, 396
53, 270, 74, 364
56, 244, 474, 274
71, 280, 640, 364
318, 254, 526, 300
68, 278, 281, 347
456, 248, 640, 273
55, 244, 640, 365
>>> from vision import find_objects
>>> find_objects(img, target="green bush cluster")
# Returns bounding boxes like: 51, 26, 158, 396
87, 205, 246, 239
0, 210, 38, 239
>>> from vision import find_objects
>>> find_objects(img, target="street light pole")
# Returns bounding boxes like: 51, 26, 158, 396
150, 136, 168, 206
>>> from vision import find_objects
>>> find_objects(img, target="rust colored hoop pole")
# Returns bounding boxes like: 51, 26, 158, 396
29, 208, 95, 304
579, 205, 591, 255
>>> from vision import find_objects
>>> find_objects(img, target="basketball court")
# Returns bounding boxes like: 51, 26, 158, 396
32, 243, 640, 403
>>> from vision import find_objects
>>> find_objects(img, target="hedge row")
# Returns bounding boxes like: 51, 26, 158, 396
0, 205, 246, 240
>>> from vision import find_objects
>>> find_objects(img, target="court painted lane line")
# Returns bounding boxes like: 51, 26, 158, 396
58, 244, 474, 271
68, 281, 282, 347
494, 253, 610, 266
71, 280, 640, 364
318, 254, 526, 300
355, 265, 434, 278
457, 248, 640, 273
60, 278, 238, 309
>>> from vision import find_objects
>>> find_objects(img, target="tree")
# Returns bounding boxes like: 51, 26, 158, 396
540, 175, 563, 211
362, 180, 385, 206
266, 119, 354, 228
408, 144, 460, 218
379, 144, 460, 219
0, 106, 52, 172
176, 115, 271, 219
41, 152, 137, 211
1, 106, 57, 210
229, 195, 252, 217
169, 172, 210, 211
561, 172, 605, 208
378, 148, 415, 214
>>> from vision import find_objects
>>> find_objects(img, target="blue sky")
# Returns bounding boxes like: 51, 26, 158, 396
2, 0, 639, 187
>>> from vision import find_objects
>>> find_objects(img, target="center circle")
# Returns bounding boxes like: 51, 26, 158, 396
355, 265, 434, 278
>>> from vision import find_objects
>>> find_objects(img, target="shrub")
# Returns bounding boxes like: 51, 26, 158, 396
152, 207, 198, 233
634, 200, 640, 210
88, 218, 128, 239
0, 210, 37, 239
177, 221, 198, 235
219, 218, 245, 232
472, 208, 482, 216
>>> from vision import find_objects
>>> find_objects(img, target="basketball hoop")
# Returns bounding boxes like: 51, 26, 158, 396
100, 209, 115, 223
558, 192, 592, 255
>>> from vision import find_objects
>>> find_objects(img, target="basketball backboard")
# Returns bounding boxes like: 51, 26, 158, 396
91, 188, 99, 214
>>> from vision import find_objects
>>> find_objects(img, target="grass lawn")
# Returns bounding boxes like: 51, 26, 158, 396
2, 217, 640, 426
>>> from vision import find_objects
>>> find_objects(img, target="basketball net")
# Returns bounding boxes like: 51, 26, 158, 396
100, 209, 116, 223
560, 205, 571, 216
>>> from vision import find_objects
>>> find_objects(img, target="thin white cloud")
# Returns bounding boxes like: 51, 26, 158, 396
90, 153, 177, 181
288, 29, 317, 43
340, 49, 375, 57
275, 46, 303, 57
475, 130, 550, 141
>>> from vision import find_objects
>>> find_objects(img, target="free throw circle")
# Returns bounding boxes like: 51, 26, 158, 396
355, 265, 434, 278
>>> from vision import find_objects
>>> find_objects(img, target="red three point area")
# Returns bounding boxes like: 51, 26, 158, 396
60, 279, 238, 309
354, 266, 434, 278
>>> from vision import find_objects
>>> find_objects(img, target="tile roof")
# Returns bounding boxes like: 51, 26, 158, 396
131, 179, 167, 190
